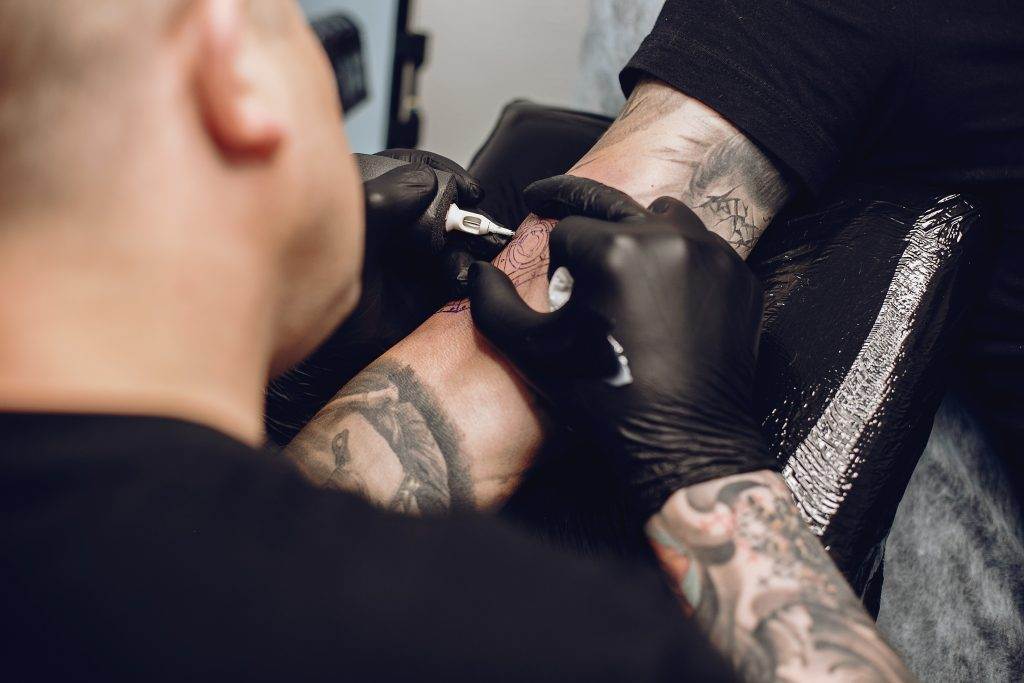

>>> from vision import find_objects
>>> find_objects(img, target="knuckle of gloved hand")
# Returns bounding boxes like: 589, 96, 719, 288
603, 233, 643, 274
364, 186, 388, 212
404, 166, 437, 189
657, 231, 695, 268
649, 196, 676, 214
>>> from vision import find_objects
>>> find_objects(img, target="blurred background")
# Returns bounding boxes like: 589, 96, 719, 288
298, 0, 656, 164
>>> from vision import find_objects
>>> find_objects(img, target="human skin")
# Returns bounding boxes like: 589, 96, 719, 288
649, 470, 915, 682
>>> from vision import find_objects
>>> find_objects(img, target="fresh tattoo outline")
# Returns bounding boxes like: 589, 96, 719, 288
440, 216, 556, 314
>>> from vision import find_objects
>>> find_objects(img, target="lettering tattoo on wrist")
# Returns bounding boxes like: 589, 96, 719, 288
684, 134, 789, 257
284, 360, 475, 513
647, 473, 913, 682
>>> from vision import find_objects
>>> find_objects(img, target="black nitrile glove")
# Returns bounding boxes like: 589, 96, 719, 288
468, 175, 778, 519
375, 149, 510, 290
266, 151, 502, 445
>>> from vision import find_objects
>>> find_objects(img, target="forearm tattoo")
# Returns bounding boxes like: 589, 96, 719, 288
686, 135, 789, 254
575, 79, 791, 258
440, 216, 556, 314
284, 360, 475, 514
647, 473, 915, 682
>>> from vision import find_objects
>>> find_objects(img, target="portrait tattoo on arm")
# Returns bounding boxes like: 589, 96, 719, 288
647, 472, 915, 682
284, 360, 475, 514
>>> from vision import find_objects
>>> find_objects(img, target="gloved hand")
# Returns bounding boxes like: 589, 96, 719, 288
373, 149, 509, 288
266, 150, 507, 446
468, 175, 778, 518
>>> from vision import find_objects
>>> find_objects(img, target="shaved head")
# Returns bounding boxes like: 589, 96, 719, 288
0, 0, 290, 100
0, 0, 293, 211
0, 2, 180, 207
0, 1, 182, 106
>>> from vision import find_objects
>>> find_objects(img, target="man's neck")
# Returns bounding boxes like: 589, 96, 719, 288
0, 212, 275, 446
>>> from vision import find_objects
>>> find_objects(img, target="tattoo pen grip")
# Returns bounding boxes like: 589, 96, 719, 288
356, 153, 458, 255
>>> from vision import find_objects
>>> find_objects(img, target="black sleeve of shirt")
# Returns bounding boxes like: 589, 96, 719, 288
620, 0, 910, 194
0, 415, 733, 682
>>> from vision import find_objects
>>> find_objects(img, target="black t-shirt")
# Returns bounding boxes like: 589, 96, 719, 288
622, 0, 1024, 485
0, 413, 731, 682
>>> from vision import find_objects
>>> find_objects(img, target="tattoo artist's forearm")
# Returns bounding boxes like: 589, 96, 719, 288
284, 359, 475, 514
647, 472, 915, 682
574, 78, 791, 258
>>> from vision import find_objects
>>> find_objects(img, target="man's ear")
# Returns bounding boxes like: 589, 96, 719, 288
194, 0, 284, 158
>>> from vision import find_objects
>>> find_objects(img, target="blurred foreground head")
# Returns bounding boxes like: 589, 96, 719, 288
0, 0, 364, 374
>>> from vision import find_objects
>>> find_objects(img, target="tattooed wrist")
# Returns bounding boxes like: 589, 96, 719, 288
647, 471, 914, 682
284, 360, 474, 514
573, 78, 790, 258
685, 134, 789, 257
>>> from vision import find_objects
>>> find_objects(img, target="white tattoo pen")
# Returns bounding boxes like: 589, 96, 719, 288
355, 153, 515, 247
444, 205, 515, 238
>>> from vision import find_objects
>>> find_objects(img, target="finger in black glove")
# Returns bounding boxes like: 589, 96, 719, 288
468, 175, 778, 519
374, 148, 510, 293
376, 148, 485, 206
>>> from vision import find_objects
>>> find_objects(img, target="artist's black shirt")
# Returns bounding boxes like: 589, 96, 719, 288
622, 0, 1024, 486
0, 413, 730, 682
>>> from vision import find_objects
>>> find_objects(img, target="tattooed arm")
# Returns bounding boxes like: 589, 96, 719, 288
648, 471, 915, 682
285, 360, 476, 513
286, 78, 790, 512
573, 78, 790, 257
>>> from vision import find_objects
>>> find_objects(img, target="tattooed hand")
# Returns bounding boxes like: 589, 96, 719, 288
648, 471, 916, 682
285, 216, 558, 512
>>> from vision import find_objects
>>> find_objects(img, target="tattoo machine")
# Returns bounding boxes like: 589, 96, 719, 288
355, 153, 514, 254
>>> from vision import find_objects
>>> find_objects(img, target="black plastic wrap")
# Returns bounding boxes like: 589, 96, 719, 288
468, 101, 614, 230
749, 187, 983, 597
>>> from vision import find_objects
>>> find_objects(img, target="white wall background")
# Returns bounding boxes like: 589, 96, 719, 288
412, 0, 590, 165
300, 1, 595, 161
